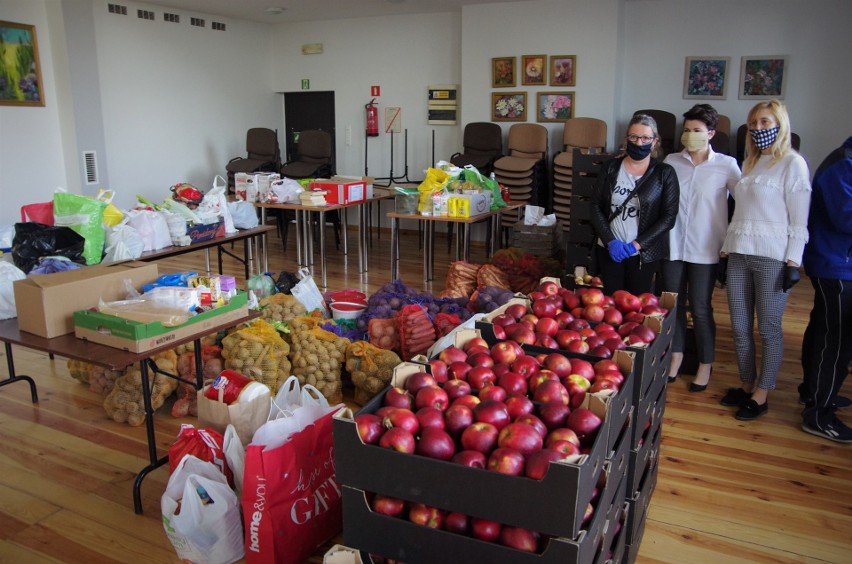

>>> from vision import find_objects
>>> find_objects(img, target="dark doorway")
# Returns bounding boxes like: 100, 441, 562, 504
283, 91, 336, 174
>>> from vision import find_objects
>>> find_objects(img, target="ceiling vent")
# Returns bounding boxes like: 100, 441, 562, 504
137, 9, 155, 21
164, 13, 180, 23
83, 151, 99, 185
212, 22, 226, 31
191, 17, 205, 28
107, 4, 127, 15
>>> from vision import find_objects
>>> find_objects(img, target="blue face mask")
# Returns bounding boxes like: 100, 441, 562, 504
749, 126, 779, 150
626, 140, 653, 160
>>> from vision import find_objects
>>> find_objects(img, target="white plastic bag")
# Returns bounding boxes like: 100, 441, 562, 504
269, 176, 304, 203
0, 262, 26, 320
103, 221, 145, 262
161, 455, 244, 564
226, 200, 259, 229
222, 425, 245, 500
197, 176, 236, 234
290, 267, 328, 316
125, 209, 173, 251
252, 375, 340, 451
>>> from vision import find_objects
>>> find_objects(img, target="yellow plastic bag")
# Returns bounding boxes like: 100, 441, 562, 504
97, 189, 124, 227
417, 167, 450, 213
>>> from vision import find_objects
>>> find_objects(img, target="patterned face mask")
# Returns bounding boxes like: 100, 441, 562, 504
749, 126, 779, 150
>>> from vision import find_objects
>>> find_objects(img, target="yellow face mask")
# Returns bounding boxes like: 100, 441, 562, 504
681, 131, 709, 153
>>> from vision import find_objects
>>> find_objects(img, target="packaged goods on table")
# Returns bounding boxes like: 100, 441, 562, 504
103, 350, 179, 426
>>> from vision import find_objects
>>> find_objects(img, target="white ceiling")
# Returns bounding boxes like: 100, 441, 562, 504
138, 0, 534, 24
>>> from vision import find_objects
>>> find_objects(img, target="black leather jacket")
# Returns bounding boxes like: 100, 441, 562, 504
590, 156, 680, 263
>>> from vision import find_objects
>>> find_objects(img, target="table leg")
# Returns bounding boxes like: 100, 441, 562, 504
133, 358, 168, 515
203, 249, 211, 275
342, 209, 349, 256
454, 224, 461, 262
0, 342, 38, 403
245, 238, 253, 278
391, 216, 399, 280
306, 211, 315, 267
359, 203, 367, 273
423, 220, 430, 283
295, 209, 303, 269
429, 222, 436, 281
319, 210, 327, 289
464, 223, 471, 262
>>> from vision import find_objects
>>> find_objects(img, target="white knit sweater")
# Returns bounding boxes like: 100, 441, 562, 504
721, 152, 811, 264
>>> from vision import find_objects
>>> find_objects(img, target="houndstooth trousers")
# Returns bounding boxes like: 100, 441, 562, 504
725, 253, 790, 390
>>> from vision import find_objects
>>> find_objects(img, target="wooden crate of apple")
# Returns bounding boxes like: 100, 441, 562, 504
487, 280, 670, 358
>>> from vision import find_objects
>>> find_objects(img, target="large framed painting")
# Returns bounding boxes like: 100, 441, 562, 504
0, 20, 44, 106
683, 56, 729, 99
537, 92, 574, 122
739, 55, 788, 99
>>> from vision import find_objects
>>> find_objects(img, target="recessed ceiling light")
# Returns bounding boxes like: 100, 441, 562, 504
264, 7, 286, 15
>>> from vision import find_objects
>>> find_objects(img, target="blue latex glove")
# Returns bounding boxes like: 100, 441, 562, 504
607, 240, 633, 263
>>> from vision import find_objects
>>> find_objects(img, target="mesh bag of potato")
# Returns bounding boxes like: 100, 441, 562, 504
289, 316, 348, 404
346, 340, 401, 405
172, 344, 224, 418
103, 350, 179, 426
67, 359, 122, 396
259, 292, 307, 324
221, 319, 291, 393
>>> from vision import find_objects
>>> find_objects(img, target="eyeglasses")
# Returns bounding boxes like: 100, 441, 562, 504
626, 134, 656, 144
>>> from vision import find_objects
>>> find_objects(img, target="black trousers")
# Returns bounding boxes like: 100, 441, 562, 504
801, 277, 852, 426
595, 245, 657, 297
660, 260, 718, 362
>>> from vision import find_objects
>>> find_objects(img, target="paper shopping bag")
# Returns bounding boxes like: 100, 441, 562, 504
197, 383, 271, 447
242, 409, 343, 564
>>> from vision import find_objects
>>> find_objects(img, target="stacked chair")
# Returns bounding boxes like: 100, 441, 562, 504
225, 127, 281, 192
493, 123, 549, 243
450, 122, 503, 175
566, 149, 618, 273
551, 117, 608, 238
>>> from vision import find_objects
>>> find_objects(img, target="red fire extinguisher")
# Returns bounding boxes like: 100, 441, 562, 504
365, 98, 379, 137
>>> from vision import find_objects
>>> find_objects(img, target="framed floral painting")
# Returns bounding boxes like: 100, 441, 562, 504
550, 55, 576, 87
683, 56, 729, 99
492, 56, 516, 88
0, 20, 45, 106
739, 55, 788, 99
537, 92, 574, 122
492, 92, 527, 122
521, 55, 546, 86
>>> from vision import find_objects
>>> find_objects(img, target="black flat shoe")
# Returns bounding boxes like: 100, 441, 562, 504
689, 382, 708, 392
667, 375, 677, 383
735, 399, 768, 421
720, 387, 749, 407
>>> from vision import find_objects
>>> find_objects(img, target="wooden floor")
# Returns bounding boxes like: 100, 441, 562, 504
1, 222, 850, 564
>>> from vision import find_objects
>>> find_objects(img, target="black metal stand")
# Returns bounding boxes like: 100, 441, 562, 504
0, 342, 38, 403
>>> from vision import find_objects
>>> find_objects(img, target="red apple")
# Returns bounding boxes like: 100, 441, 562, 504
462, 336, 490, 353
562, 292, 581, 311
514, 413, 548, 438
536, 402, 571, 431
506, 324, 536, 345
492, 324, 506, 340
468, 366, 497, 390
629, 324, 657, 344
497, 422, 544, 456
505, 395, 534, 419
451, 394, 481, 410
474, 399, 511, 431
528, 291, 546, 301
444, 512, 470, 535
383, 387, 414, 409
583, 304, 605, 323
533, 379, 570, 405
479, 384, 508, 403
448, 361, 472, 381
554, 311, 574, 329
499, 526, 539, 552
545, 427, 581, 448
404, 372, 437, 395
381, 407, 420, 435
491, 341, 519, 365
567, 339, 590, 354
528, 370, 560, 394
535, 316, 560, 337
638, 292, 659, 307
460, 421, 499, 454
416, 406, 446, 431
487, 447, 526, 476
491, 313, 515, 327
415, 427, 456, 461
594, 322, 617, 335
590, 345, 613, 358
549, 439, 582, 457
372, 494, 406, 517
471, 518, 503, 542
415, 385, 450, 412
444, 378, 472, 400
505, 303, 528, 321
451, 449, 487, 468
596, 369, 625, 386
519, 314, 539, 330
355, 413, 385, 444
555, 329, 582, 349
567, 318, 591, 331
580, 288, 605, 306
542, 353, 573, 377
467, 351, 495, 369
444, 403, 474, 436
378, 427, 416, 453
428, 359, 449, 384
566, 407, 603, 446
438, 345, 468, 365
537, 280, 560, 296
594, 359, 620, 374
604, 336, 628, 352
492, 362, 511, 378
498, 371, 529, 397
511, 355, 541, 379
584, 334, 605, 349
624, 312, 646, 324
524, 449, 566, 480
589, 378, 619, 394
613, 291, 642, 313
570, 359, 595, 380
408, 503, 445, 529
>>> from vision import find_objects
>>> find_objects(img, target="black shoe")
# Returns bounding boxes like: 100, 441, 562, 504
735, 399, 768, 421
801, 417, 852, 443
720, 387, 749, 407
798, 391, 851, 409
667, 375, 677, 383
689, 382, 708, 392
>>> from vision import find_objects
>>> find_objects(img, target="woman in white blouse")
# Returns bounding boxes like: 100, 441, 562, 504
662, 104, 741, 392
718, 99, 811, 421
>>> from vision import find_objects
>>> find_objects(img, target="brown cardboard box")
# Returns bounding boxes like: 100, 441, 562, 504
13, 261, 158, 338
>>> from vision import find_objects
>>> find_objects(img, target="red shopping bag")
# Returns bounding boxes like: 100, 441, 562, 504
242, 409, 342, 564
20, 201, 54, 225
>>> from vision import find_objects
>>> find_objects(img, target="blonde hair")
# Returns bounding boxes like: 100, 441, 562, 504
743, 99, 792, 174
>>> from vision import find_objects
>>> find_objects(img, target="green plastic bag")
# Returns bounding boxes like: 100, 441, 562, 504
451, 165, 506, 210
53, 191, 107, 265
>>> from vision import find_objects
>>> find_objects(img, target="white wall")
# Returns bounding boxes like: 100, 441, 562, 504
270, 13, 462, 182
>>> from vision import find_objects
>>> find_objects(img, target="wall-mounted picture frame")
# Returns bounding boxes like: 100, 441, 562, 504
492, 56, 516, 88
549, 55, 576, 87
537, 91, 574, 122
0, 20, 45, 106
521, 54, 547, 86
683, 56, 729, 99
492, 92, 527, 122
739, 55, 788, 99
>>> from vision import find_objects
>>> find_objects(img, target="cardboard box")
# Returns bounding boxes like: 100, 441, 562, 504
630, 371, 666, 450
624, 454, 658, 547
627, 386, 664, 494
342, 484, 609, 564
453, 191, 492, 218
311, 176, 367, 205
13, 261, 159, 338
74, 292, 249, 352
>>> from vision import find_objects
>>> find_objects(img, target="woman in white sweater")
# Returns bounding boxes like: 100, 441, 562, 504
718, 100, 811, 420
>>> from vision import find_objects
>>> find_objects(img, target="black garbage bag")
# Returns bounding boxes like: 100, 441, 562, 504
275, 271, 299, 294
12, 222, 86, 274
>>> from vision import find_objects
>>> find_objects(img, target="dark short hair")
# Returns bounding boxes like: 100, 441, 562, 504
683, 104, 718, 130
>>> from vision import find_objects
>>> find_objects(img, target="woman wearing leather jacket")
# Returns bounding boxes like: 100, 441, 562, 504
590, 113, 680, 296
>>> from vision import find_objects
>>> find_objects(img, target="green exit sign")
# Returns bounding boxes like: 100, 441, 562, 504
301, 79, 310, 90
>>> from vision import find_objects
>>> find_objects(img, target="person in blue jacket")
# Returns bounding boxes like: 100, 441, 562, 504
799, 136, 852, 443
